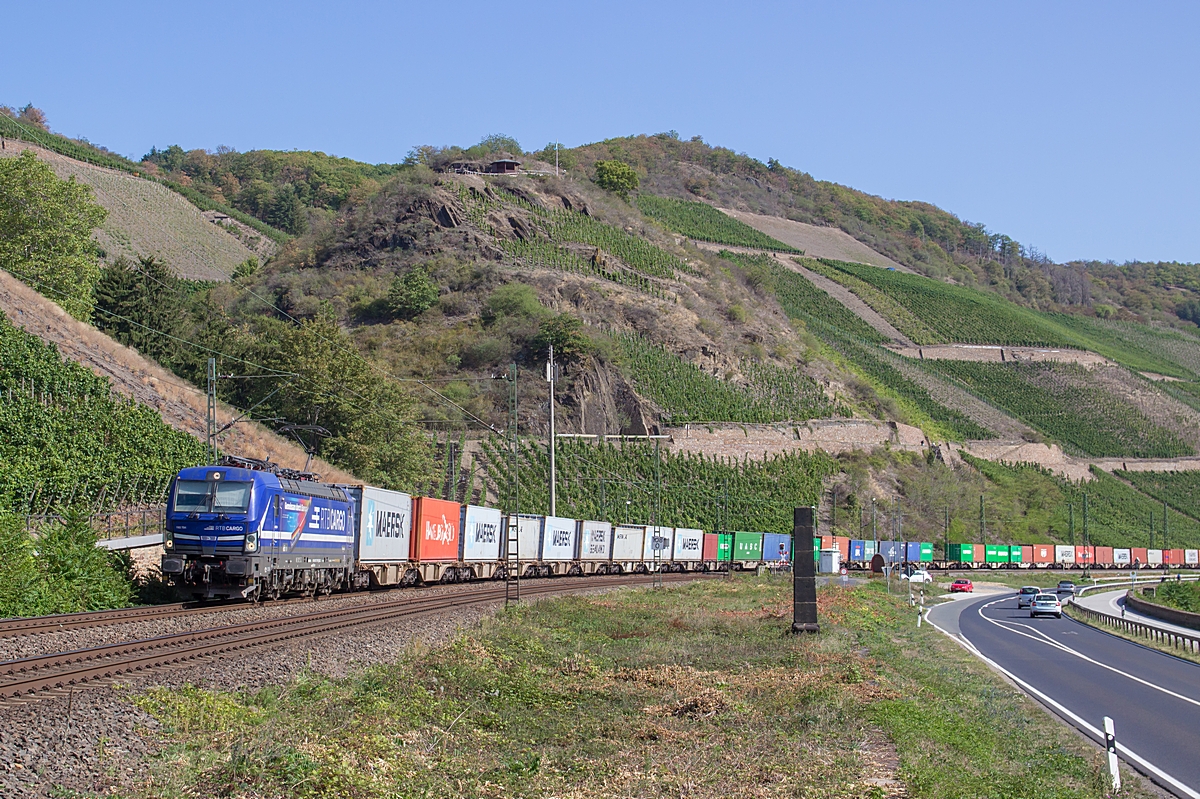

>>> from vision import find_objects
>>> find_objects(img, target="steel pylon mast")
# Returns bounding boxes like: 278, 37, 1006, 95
505, 363, 521, 605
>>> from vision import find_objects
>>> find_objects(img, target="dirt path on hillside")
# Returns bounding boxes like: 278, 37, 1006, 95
777, 254, 915, 346
0, 270, 357, 481
1066, 364, 1200, 452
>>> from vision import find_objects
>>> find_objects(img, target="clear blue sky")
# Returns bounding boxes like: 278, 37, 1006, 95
6, 1, 1198, 264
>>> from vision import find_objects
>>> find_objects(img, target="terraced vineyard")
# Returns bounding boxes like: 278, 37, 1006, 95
930, 361, 1192, 458
1116, 470, 1200, 521
808, 259, 1076, 347
616, 333, 842, 423
479, 437, 837, 534
637, 195, 800, 252
0, 313, 206, 513
967, 455, 1200, 548
807, 259, 1199, 378
723, 254, 993, 440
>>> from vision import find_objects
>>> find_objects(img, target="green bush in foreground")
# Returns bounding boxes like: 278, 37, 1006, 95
0, 513, 133, 618
131, 578, 1138, 798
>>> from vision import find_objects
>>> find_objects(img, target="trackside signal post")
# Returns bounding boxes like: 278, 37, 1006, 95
792, 506, 819, 633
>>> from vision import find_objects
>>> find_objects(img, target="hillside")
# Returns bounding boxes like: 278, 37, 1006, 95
0, 268, 357, 485
0, 140, 261, 280
7, 120, 1200, 550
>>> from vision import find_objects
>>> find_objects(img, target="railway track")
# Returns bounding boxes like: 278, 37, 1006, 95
0, 599, 283, 638
0, 572, 708, 702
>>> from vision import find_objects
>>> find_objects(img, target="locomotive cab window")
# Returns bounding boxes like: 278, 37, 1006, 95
172, 480, 253, 513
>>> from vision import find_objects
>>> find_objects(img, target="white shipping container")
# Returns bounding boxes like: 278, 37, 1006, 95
1148, 549, 1163, 566
354, 486, 413, 563
1113, 548, 1131, 565
461, 505, 502, 561
541, 516, 577, 561
517, 515, 543, 560
1186, 549, 1199, 566
673, 528, 704, 561
612, 525, 645, 561
1054, 545, 1076, 564
643, 526, 674, 561
578, 521, 613, 560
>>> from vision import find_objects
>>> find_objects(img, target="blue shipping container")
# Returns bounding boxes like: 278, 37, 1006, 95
905, 542, 921, 562
879, 540, 903, 563
850, 539, 866, 562
762, 533, 792, 563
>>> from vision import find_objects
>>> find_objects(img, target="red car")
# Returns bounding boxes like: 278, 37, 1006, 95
949, 578, 974, 593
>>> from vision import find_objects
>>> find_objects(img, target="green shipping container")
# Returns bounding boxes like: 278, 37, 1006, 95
985, 545, 1008, 563
814, 536, 821, 564
919, 543, 934, 562
733, 532, 764, 561
718, 533, 732, 562
1009, 545, 1023, 564
946, 543, 973, 562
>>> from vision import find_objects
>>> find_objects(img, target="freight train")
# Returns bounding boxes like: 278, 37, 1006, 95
820, 536, 1200, 572
159, 458, 796, 601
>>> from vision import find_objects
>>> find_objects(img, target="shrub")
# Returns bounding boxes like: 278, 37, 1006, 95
388, 267, 440, 320
593, 160, 639, 199
532, 314, 591, 362
482, 283, 545, 324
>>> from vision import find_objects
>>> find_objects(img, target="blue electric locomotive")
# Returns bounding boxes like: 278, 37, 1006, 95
161, 462, 360, 600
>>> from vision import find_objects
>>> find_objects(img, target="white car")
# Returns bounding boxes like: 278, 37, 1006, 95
1030, 593, 1062, 619
902, 569, 934, 584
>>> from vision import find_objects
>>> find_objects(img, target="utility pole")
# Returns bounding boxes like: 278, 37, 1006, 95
1068, 503, 1074, 547
1150, 511, 1155, 550
206, 357, 217, 464
1083, 493, 1089, 553
1164, 499, 1169, 550
505, 363, 520, 605
871, 498, 877, 545
979, 494, 985, 546
944, 507, 949, 561
555, 141, 559, 177
546, 345, 558, 517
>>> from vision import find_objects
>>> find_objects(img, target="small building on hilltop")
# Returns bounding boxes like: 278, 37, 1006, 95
485, 158, 521, 174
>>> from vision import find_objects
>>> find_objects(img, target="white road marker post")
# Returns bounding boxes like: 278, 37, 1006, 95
1105, 716, 1121, 792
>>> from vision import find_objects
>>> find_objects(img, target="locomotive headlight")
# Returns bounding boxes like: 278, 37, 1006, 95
244, 533, 258, 553
163, 530, 174, 550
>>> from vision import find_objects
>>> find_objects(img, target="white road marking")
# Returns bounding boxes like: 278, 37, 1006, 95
924, 606, 1200, 799
976, 597, 1200, 707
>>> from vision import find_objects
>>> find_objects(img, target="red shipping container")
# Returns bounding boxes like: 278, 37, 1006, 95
1021, 545, 1034, 563
411, 497, 462, 561
702, 533, 719, 561
972, 544, 985, 563
1076, 546, 1094, 564
1094, 546, 1114, 566
820, 535, 834, 550
835, 536, 851, 561
1032, 545, 1053, 564
1165, 549, 1186, 565
1131, 547, 1148, 566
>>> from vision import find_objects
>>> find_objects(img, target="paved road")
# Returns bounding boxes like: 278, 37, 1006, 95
949, 592, 1200, 798
1078, 587, 1200, 638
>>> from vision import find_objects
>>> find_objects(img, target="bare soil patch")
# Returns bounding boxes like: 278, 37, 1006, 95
716, 208, 911, 270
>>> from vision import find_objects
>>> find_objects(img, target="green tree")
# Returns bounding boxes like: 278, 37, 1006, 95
265, 184, 306, 234
482, 282, 545, 323
532, 313, 591, 361
388, 267, 440, 319
92, 255, 187, 368
0, 150, 107, 319
594, 160, 639, 199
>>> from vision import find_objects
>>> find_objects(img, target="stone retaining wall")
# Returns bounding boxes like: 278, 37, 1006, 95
1127, 589, 1200, 632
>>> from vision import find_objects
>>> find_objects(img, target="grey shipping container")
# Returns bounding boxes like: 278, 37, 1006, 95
347, 485, 413, 563
541, 516, 578, 561
578, 520, 613, 560
612, 525, 645, 562
516, 514, 543, 560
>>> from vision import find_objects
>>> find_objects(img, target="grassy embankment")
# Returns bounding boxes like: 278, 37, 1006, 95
132, 576, 1145, 798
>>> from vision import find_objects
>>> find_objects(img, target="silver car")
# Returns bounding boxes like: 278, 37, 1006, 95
1017, 585, 1040, 608
1030, 593, 1062, 619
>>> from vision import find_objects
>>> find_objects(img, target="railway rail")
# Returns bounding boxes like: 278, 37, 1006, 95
0, 599, 289, 638
0, 572, 709, 702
